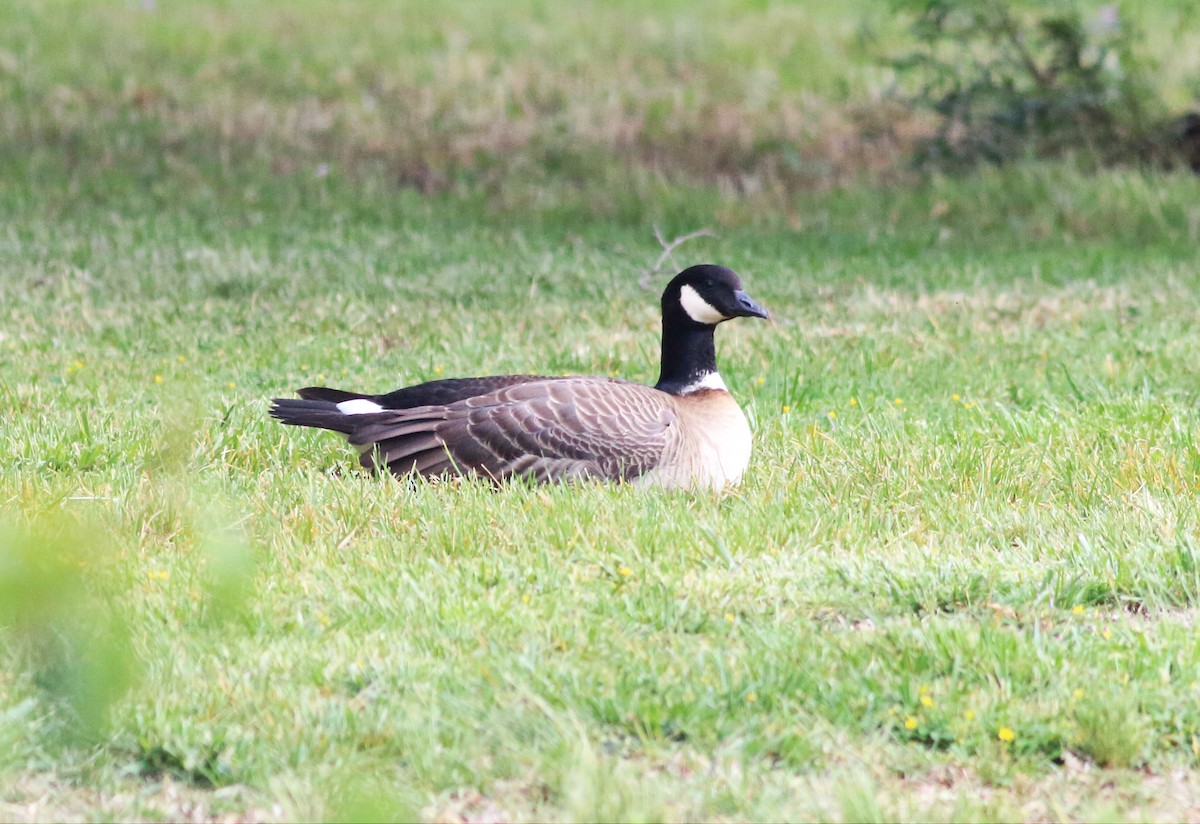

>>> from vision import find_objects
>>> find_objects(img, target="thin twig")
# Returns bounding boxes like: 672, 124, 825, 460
997, 7, 1052, 90
639, 226, 716, 289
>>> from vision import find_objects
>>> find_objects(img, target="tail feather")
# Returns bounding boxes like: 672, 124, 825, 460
269, 398, 360, 434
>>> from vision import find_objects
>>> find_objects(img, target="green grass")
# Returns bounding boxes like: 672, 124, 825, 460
4, 1, 1200, 821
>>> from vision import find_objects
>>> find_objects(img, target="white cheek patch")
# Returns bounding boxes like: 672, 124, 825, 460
679, 284, 728, 324
336, 398, 384, 415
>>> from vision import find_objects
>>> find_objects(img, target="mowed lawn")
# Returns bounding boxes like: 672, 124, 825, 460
5, 1, 1200, 822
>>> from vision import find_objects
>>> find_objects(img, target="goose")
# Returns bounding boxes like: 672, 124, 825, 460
269, 263, 769, 490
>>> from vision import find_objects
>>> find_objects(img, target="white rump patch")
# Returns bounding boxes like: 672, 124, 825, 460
336, 398, 384, 415
679, 371, 728, 394
679, 284, 728, 324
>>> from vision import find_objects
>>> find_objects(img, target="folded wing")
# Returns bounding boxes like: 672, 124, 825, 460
352, 378, 675, 483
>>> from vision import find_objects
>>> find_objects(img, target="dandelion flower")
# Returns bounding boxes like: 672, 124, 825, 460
746, 692, 757, 703
154, 374, 163, 383
1072, 604, 1085, 615
617, 566, 633, 577
894, 397, 903, 406
952, 393, 961, 402
724, 613, 735, 623
827, 410, 837, 419
964, 709, 975, 721
904, 717, 917, 730
1072, 688, 1084, 701
921, 694, 934, 708
782, 405, 791, 413
998, 726, 1015, 742
849, 397, 858, 407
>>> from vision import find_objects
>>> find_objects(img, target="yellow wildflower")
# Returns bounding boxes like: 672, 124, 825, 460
964, 709, 975, 721
998, 726, 1015, 742
921, 694, 934, 708
894, 397, 903, 406
724, 613, 735, 623
1072, 605, 1085, 615
904, 717, 917, 730
154, 374, 163, 383
849, 397, 858, 406
617, 566, 633, 577
1072, 688, 1084, 701
951, 393, 961, 402
746, 692, 757, 703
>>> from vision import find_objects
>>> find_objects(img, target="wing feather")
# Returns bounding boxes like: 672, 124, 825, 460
348, 378, 674, 482
374, 375, 551, 409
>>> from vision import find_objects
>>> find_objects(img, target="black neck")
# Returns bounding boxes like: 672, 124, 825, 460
654, 312, 718, 395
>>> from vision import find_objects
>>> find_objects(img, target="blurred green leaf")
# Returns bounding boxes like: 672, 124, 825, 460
0, 516, 139, 740
200, 526, 257, 623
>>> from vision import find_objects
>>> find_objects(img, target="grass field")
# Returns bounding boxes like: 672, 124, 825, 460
4, 1, 1200, 821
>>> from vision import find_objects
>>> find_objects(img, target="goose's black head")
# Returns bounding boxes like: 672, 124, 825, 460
662, 264, 769, 327
655, 264, 768, 396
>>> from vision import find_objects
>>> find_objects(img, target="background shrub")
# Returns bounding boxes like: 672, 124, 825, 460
887, 0, 1194, 169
